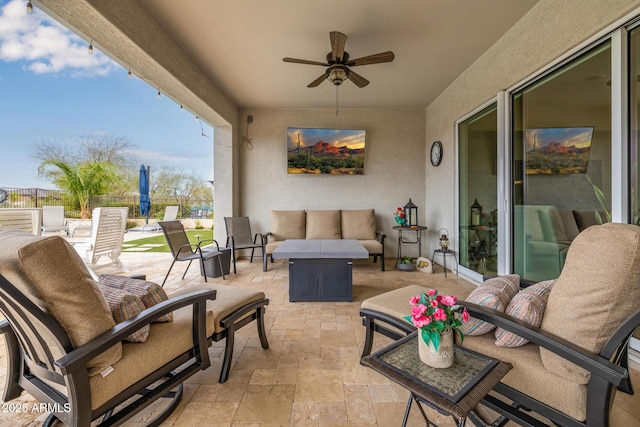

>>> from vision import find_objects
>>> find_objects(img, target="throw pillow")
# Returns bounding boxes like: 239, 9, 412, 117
100, 287, 150, 343
494, 280, 556, 347
459, 274, 520, 336
99, 274, 173, 322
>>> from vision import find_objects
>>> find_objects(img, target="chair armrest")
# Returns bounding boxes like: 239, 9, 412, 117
376, 231, 386, 243
264, 232, 274, 244
196, 239, 220, 251
462, 301, 629, 388
253, 232, 265, 245
56, 289, 217, 375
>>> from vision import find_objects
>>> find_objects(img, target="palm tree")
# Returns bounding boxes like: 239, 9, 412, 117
43, 160, 119, 219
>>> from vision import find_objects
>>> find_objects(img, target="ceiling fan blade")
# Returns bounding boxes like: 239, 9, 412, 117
347, 69, 370, 88
307, 73, 327, 87
347, 51, 395, 66
283, 57, 329, 66
330, 31, 347, 62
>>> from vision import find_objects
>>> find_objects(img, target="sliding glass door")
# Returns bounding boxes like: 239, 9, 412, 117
511, 42, 612, 282
458, 103, 498, 279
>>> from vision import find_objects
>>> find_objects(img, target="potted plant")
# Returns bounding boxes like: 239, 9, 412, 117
405, 289, 469, 368
397, 256, 414, 271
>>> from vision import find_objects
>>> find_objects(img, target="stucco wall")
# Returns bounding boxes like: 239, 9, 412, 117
236, 108, 425, 257
424, 0, 640, 257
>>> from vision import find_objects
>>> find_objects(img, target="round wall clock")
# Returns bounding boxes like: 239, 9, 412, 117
430, 141, 443, 166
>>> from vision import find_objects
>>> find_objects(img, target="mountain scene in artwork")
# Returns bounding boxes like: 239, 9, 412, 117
525, 127, 593, 175
287, 128, 365, 175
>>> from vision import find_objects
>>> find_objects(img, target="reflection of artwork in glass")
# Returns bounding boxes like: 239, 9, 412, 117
287, 127, 365, 175
525, 127, 594, 174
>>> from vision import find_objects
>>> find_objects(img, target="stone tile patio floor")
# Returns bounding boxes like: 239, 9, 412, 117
0, 247, 638, 426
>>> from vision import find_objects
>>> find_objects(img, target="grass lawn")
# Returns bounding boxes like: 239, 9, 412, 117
122, 230, 215, 252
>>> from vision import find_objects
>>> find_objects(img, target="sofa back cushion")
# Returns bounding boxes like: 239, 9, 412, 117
341, 209, 376, 240
270, 210, 306, 240
306, 210, 341, 239
0, 230, 121, 376
540, 223, 640, 383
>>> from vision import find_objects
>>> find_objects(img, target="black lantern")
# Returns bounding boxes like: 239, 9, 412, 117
404, 198, 418, 227
470, 198, 483, 226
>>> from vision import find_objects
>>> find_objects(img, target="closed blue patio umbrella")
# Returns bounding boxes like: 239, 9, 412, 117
139, 165, 151, 224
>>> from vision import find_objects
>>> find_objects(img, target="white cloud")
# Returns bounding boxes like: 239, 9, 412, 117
0, 0, 117, 77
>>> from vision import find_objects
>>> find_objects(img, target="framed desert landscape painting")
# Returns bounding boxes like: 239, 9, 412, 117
287, 127, 366, 174
524, 127, 594, 174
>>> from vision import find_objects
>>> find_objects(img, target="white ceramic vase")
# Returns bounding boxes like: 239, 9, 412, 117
418, 330, 454, 368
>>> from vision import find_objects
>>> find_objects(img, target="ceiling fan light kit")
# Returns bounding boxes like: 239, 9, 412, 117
283, 31, 395, 89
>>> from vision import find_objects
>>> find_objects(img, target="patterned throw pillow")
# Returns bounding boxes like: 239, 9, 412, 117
459, 274, 520, 336
494, 280, 556, 347
99, 288, 150, 343
99, 274, 173, 322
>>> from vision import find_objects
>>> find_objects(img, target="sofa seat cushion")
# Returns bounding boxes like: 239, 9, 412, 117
540, 223, 640, 384
0, 230, 121, 377
361, 283, 475, 322
341, 209, 376, 240
270, 210, 306, 240
358, 240, 383, 255
265, 240, 283, 255
306, 210, 341, 239
461, 334, 587, 422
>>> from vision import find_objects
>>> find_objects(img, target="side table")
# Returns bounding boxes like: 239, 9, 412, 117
361, 332, 512, 427
432, 249, 458, 277
393, 225, 428, 267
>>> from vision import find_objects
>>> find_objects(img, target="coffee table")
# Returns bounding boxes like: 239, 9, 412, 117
361, 331, 511, 426
272, 239, 368, 302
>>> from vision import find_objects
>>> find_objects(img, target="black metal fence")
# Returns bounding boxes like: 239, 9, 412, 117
0, 187, 212, 219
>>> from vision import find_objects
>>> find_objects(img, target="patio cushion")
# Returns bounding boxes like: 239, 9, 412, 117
99, 274, 173, 322
341, 209, 376, 240
494, 280, 555, 348
459, 275, 520, 336
358, 239, 383, 255
270, 210, 306, 240
540, 223, 640, 384
99, 288, 150, 343
306, 210, 341, 239
0, 230, 121, 376
461, 333, 587, 421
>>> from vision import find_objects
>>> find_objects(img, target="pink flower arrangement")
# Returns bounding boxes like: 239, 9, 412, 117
405, 289, 469, 351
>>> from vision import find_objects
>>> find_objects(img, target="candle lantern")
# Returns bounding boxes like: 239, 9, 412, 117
470, 198, 483, 226
404, 199, 418, 227
438, 228, 450, 251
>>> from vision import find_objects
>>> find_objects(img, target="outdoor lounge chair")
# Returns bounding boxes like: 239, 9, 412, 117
0, 208, 42, 235
73, 207, 128, 272
224, 216, 266, 273
359, 222, 640, 427
142, 205, 179, 232
160, 220, 226, 285
41, 206, 69, 235
0, 229, 215, 426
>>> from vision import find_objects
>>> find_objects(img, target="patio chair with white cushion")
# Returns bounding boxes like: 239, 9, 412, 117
142, 205, 179, 232
41, 206, 69, 236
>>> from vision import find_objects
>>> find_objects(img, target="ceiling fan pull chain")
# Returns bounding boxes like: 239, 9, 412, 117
336, 85, 339, 116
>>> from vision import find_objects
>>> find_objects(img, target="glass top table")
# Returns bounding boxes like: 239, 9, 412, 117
361, 331, 512, 426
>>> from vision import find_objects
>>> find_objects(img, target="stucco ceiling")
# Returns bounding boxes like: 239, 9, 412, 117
139, 0, 539, 110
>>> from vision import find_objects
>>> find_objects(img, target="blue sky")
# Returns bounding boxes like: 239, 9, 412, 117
0, 0, 213, 189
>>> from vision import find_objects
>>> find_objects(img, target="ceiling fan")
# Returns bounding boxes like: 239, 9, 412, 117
283, 31, 395, 88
